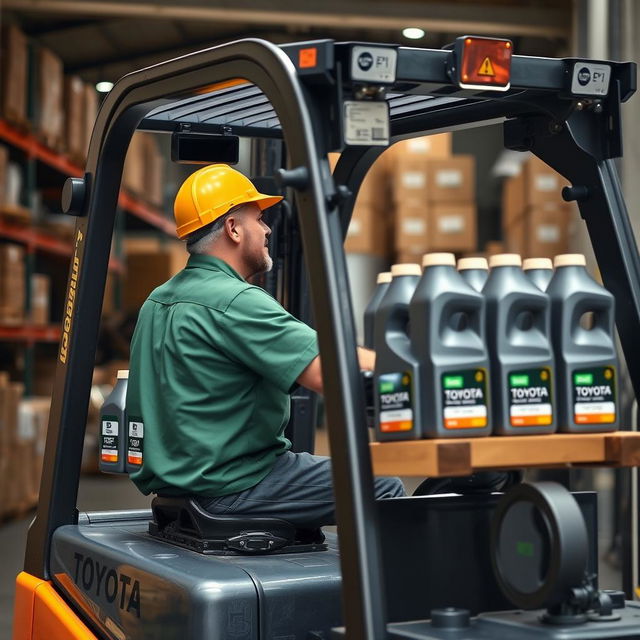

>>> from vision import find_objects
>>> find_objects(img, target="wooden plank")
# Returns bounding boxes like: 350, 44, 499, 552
370, 432, 640, 477
470, 434, 605, 468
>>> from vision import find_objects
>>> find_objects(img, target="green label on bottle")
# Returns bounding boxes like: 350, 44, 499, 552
378, 372, 413, 432
441, 369, 488, 429
572, 366, 616, 425
509, 368, 553, 427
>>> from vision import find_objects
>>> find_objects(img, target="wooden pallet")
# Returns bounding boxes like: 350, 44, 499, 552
369, 431, 640, 477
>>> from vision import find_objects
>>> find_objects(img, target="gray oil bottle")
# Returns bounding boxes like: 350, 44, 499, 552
363, 271, 391, 349
457, 257, 489, 292
99, 369, 128, 474
524, 257, 554, 291
411, 253, 491, 438
374, 263, 422, 441
483, 254, 556, 435
547, 254, 618, 432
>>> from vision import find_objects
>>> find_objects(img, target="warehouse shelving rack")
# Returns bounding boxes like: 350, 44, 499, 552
15, 37, 640, 640
0, 117, 175, 393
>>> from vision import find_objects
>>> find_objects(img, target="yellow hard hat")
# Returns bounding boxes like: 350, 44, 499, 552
174, 164, 283, 239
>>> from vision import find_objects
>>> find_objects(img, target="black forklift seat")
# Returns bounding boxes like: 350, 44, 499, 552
149, 496, 327, 555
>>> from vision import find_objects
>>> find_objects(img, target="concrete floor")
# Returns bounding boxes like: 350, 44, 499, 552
0, 432, 625, 638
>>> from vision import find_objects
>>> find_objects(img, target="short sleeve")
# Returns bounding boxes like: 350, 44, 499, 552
218, 287, 319, 393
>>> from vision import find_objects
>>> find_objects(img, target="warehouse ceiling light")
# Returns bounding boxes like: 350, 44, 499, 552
96, 81, 114, 93
402, 27, 425, 40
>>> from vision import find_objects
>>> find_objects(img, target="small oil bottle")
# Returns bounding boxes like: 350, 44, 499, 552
523, 257, 554, 292
457, 257, 489, 292
99, 370, 128, 474
364, 271, 392, 349
374, 263, 422, 441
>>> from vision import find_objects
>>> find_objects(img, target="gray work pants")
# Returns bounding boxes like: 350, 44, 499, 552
199, 451, 406, 528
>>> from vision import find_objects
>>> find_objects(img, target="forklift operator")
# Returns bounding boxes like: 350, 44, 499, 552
126, 164, 405, 528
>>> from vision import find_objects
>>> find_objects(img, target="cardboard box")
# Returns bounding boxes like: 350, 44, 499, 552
1, 25, 28, 126
502, 171, 526, 230
344, 202, 389, 257
524, 156, 569, 205
427, 155, 475, 203
392, 155, 430, 203
83, 84, 99, 158
30, 273, 50, 326
394, 203, 429, 253
123, 132, 147, 196
64, 76, 86, 163
385, 133, 451, 162
0, 144, 8, 206
504, 214, 526, 255
525, 204, 573, 258
429, 202, 477, 252
0, 244, 25, 324
143, 134, 165, 207
123, 239, 188, 310
35, 47, 64, 150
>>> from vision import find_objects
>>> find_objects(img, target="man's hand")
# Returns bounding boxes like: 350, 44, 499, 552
296, 347, 375, 394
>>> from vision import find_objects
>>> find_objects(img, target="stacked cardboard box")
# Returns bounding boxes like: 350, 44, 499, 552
0, 244, 25, 324
64, 76, 86, 164
34, 47, 65, 151
502, 156, 574, 258
30, 273, 50, 326
0, 373, 50, 518
123, 236, 187, 311
333, 153, 392, 258
123, 132, 165, 207
1, 25, 28, 127
388, 134, 477, 261
0, 144, 8, 207
83, 84, 99, 159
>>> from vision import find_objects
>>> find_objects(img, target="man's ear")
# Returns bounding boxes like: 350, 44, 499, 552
225, 215, 241, 244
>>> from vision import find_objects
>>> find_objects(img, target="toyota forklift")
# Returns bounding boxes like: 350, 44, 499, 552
12, 36, 640, 640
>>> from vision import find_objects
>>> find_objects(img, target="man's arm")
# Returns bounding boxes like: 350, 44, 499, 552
296, 347, 375, 394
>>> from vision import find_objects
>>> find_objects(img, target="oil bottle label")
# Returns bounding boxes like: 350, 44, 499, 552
100, 414, 119, 463
128, 418, 144, 466
573, 366, 616, 424
509, 368, 553, 426
441, 369, 488, 429
378, 372, 413, 432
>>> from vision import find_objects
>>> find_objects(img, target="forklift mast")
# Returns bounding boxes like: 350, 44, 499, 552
21, 38, 638, 639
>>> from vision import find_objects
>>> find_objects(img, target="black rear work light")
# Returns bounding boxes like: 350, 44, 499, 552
451, 36, 513, 91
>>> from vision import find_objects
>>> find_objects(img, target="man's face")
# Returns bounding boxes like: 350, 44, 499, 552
237, 203, 273, 276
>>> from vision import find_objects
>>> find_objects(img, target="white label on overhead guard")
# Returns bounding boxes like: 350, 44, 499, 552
537, 224, 560, 243
535, 175, 558, 192
571, 62, 611, 96
436, 169, 463, 188
402, 172, 426, 189
438, 215, 464, 233
344, 101, 390, 146
351, 46, 397, 83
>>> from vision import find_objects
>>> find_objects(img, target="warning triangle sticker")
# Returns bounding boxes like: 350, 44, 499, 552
478, 57, 495, 77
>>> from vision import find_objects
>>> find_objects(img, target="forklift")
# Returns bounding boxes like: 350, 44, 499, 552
12, 36, 640, 639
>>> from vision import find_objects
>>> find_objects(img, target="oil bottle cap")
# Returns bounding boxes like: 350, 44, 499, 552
554, 254, 586, 267
489, 254, 522, 268
391, 263, 422, 277
377, 271, 392, 284
523, 258, 553, 271
422, 253, 456, 268
457, 257, 489, 271
117, 370, 129, 379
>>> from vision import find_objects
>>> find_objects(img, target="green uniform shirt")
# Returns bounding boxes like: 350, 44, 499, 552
126, 254, 319, 497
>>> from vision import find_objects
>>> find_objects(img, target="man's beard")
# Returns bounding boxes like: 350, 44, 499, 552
246, 246, 273, 276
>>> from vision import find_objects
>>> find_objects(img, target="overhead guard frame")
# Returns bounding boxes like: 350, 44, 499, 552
23, 38, 638, 640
